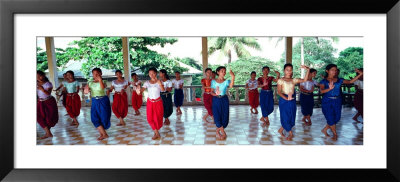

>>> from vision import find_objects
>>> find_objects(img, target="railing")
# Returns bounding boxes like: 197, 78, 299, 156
55, 83, 356, 107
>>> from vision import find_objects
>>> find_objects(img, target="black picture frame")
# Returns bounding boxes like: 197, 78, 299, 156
1, 0, 399, 181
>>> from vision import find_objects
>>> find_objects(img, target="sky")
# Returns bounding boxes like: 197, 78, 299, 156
37, 36, 363, 65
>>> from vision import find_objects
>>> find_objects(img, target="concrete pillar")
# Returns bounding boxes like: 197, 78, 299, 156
45, 37, 58, 97
285, 37, 293, 64
202, 37, 208, 76
122, 37, 132, 104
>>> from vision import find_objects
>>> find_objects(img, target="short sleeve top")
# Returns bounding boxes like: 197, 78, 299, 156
62, 81, 79, 93
257, 76, 274, 90
246, 79, 258, 90
201, 78, 212, 93
143, 81, 161, 99
161, 80, 172, 92
88, 80, 107, 97
211, 79, 231, 96
300, 80, 318, 91
277, 78, 300, 95
353, 80, 363, 90
112, 80, 128, 92
37, 82, 53, 99
319, 78, 344, 97
172, 79, 184, 89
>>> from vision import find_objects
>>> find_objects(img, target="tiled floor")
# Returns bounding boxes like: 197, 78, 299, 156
36, 105, 363, 145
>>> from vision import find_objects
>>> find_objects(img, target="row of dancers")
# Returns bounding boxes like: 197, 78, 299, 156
36, 63, 363, 141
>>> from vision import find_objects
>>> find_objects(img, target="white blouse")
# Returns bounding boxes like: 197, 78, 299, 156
37, 82, 53, 99
162, 80, 172, 91
112, 80, 128, 92
246, 79, 258, 90
172, 79, 184, 89
300, 80, 318, 91
143, 81, 162, 99
354, 80, 363, 90
130, 80, 141, 90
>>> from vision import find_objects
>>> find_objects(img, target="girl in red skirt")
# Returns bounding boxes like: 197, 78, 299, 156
37, 70, 59, 139
57, 70, 81, 126
246, 71, 259, 114
138, 67, 165, 140
353, 68, 363, 123
130, 73, 143, 116
107, 70, 129, 126
201, 68, 213, 122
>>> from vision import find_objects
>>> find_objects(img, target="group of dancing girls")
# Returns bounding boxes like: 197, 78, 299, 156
37, 67, 185, 140
241, 63, 363, 141
37, 63, 363, 141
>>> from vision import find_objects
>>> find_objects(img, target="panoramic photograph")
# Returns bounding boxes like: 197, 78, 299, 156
36, 36, 363, 145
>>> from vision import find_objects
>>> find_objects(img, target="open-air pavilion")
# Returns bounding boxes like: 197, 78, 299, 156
38, 37, 363, 145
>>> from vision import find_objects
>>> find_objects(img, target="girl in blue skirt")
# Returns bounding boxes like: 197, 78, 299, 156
299, 68, 318, 126
211, 66, 235, 140
172, 71, 184, 115
84, 68, 112, 140
277, 64, 310, 141
320, 64, 363, 140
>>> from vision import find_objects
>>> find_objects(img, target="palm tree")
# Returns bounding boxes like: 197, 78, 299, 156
208, 37, 261, 64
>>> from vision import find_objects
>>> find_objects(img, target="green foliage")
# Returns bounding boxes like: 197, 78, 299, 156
279, 37, 337, 80
336, 47, 363, 79
36, 47, 72, 71
175, 57, 202, 71
37, 37, 188, 78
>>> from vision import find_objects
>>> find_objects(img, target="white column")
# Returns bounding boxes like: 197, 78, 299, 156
45, 37, 58, 97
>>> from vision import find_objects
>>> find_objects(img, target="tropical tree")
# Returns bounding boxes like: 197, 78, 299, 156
36, 47, 73, 71
336, 47, 363, 79
50, 37, 188, 78
207, 37, 262, 64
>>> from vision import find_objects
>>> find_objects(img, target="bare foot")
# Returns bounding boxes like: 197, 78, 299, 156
221, 130, 227, 140
302, 117, 306, 123
332, 135, 338, 141
70, 122, 78, 126
306, 122, 312, 126
352, 117, 360, 123
97, 136, 105, 140
265, 117, 270, 125
262, 121, 267, 127
40, 134, 52, 139
152, 134, 160, 140
321, 129, 329, 137
216, 128, 223, 140
278, 128, 285, 138
254, 110, 258, 114
286, 136, 293, 141
116, 123, 124, 126
164, 118, 170, 125
260, 117, 265, 122
250, 108, 254, 114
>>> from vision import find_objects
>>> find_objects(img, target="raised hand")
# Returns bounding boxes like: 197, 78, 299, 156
355, 68, 363, 74
229, 70, 235, 77
37, 84, 44, 91
274, 70, 280, 75
215, 86, 221, 95
287, 91, 293, 100
300, 65, 310, 70
136, 86, 141, 95
329, 81, 335, 90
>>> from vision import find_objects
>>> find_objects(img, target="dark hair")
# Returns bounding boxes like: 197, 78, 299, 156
159, 69, 170, 80
262, 66, 270, 71
92, 68, 102, 74
175, 71, 181, 74
212, 71, 216, 74
324, 64, 338, 78
205, 68, 212, 73
283, 63, 293, 70
65, 70, 76, 81
215, 66, 226, 76
131, 73, 137, 77
310, 68, 317, 74
37, 70, 49, 82
251, 71, 256, 75
148, 67, 158, 74
115, 70, 122, 74
356, 68, 363, 76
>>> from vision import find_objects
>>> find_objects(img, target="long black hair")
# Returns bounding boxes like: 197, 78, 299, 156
37, 70, 49, 82
159, 69, 170, 80
324, 64, 338, 78
215, 66, 226, 76
65, 70, 76, 81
